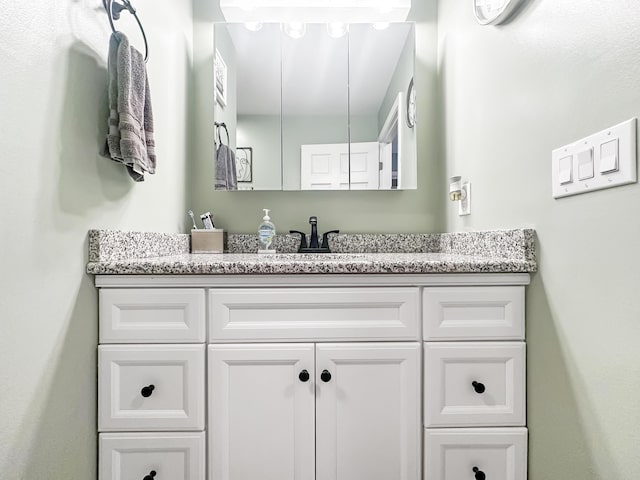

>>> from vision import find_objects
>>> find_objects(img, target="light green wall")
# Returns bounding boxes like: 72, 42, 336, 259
190, 0, 442, 233
438, 1, 640, 478
0, 1, 193, 477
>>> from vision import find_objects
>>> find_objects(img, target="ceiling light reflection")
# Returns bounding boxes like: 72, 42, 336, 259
283, 22, 306, 39
327, 22, 348, 38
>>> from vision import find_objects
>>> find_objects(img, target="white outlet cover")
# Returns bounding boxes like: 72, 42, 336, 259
552, 118, 637, 199
459, 182, 471, 216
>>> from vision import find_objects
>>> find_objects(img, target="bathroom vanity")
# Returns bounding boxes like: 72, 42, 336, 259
88, 229, 535, 480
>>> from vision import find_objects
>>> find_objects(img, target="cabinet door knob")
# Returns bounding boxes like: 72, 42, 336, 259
320, 370, 332, 382
140, 385, 155, 398
143, 470, 157, 480
473, 466, 486, 480
299, 370, 310, 382
472, 381, 486, 394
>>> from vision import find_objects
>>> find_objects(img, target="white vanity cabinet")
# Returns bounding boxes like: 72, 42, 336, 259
95, 273, 529, 480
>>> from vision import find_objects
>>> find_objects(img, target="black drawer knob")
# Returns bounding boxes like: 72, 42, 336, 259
143, 470, 157, 480
299, 370, 310, 382
472, 381, 486, 394
320, 370, 332, 382
473, 466, 486, 480
141, 385, 155, 398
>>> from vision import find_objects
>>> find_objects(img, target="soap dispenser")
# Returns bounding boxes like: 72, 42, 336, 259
257, 208, 276, 254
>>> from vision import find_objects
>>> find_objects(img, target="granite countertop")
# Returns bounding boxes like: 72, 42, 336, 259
86, 229, 537, 275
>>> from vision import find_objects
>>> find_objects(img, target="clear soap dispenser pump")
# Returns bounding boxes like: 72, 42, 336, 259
257, 208, 276, 254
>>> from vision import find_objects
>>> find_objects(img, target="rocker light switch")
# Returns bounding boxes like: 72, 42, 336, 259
558, 155, 573, 184
577, 148, 594, 180
600, 138, 619, 174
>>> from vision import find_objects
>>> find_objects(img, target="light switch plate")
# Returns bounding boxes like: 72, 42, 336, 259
552, 118, 637, 198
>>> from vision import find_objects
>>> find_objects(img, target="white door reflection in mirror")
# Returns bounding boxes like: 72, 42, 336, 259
300, 144, 349, 190
301, 142, 379, 190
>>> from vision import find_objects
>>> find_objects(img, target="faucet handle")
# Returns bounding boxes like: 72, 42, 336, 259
321, 230, 340, 250
289, 230, 308, 252
309, 216, 318, 225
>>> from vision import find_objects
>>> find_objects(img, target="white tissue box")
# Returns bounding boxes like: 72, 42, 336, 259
191, 229, 225, 254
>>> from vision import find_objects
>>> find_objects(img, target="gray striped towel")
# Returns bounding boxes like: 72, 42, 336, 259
102, 32, 156, 181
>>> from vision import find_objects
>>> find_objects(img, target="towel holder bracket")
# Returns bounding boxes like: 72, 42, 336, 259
103, 0, 149, 62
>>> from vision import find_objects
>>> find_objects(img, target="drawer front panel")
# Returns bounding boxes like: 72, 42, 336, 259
423, 286, 524, 341
100, 289, 206, 343
425, 428, 527, 480
99, 432, 205, 480
424, 342, 525, 427
99, 345, 205, 431
209, 288, 420, 342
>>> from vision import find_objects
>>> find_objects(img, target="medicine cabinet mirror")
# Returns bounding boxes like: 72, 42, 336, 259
213, 22, 417, 191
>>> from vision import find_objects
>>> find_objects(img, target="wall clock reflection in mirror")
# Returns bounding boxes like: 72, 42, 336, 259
473, 0, 526, 25
406, 77, 416, 128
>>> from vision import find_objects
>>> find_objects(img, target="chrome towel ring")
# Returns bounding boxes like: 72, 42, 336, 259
103, 0, 149, 62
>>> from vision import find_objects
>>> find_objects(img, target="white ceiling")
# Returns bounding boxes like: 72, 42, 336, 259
225, 23, 412, 116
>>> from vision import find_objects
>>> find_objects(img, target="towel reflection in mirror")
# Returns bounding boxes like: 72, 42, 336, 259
214, 122, 238, 190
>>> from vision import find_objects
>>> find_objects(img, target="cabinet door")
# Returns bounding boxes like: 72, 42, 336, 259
315, 342, 421, 480
209, 344, 315, 480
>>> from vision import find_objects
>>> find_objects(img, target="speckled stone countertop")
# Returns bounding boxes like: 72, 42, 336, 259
86, 229, 537, 275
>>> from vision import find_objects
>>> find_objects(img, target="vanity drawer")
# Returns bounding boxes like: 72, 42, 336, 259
208, 287, 420, 342
424, 342, 525, 427
424, 428, 527, 480
98, 345, 205, 431
99, 432, 205, 480
423, 286, 524, 341
100, 288, 206, 343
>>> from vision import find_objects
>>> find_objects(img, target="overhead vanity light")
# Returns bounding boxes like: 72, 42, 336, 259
244, 21, 263, 31
326, 22, 348, 38
283, 21, 306, 39
219, 0, 410, 23
372, 22, 390, 30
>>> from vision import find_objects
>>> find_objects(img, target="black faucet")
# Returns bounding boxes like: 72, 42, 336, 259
290, 216, 339, 253
309, 216, 319, 248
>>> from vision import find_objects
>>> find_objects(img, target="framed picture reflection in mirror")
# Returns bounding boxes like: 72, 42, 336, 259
236, 147, 253, 183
